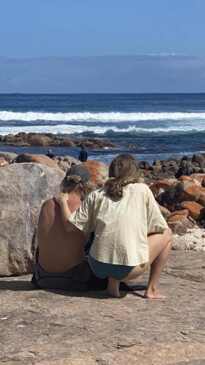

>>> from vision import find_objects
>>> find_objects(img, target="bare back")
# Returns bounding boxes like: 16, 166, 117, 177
37, 194, 85, 272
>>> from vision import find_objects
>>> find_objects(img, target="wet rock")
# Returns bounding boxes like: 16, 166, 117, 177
0, 132, 116, 149
0, 163, 64, 275
27, 134, 54, 147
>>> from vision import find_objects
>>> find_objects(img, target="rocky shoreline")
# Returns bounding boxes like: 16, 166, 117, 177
0, 132, 115, 149
1, 149, 205, 276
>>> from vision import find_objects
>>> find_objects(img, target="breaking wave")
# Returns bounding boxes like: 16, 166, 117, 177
1, 110, 205, 122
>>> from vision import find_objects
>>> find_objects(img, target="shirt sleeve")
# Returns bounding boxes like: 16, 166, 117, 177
69, 192, 95, 237
145, 185, 168, 235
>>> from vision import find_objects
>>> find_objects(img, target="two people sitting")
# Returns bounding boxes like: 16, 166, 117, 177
32, 154, 172, 298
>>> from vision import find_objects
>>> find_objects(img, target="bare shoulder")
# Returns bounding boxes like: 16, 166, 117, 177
39, 198, 56, 223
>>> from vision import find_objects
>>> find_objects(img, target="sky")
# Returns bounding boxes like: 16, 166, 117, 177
0, 0, 204, 92
0, 0, 204, 58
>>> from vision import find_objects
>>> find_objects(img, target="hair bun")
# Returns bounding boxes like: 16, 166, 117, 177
65, 175, 82, 184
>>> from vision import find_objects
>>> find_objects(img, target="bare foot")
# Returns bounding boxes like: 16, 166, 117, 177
107, 277, 120, 298
144, 290, 166, 300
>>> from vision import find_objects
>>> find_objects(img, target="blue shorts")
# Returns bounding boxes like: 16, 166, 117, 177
88, 255, 135, 280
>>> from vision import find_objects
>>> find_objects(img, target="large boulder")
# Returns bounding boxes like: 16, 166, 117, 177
0, 163, 64, 276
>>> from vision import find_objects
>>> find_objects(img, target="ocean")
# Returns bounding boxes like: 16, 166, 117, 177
1, 93, 205, 163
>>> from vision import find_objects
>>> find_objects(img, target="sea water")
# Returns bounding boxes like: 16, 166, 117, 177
1, 93, 205, 163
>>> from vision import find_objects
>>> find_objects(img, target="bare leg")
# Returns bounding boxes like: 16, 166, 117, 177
106, 228, 172, 299
107, 277, 120, 298
144, 228, 172, 299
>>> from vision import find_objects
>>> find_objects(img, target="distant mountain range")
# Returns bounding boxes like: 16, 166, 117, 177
0, 55, 205, 93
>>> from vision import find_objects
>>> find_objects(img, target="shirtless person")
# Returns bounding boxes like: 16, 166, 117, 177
32, 165, 107, 291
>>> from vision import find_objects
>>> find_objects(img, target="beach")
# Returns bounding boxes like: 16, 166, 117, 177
1, 93, 205, 364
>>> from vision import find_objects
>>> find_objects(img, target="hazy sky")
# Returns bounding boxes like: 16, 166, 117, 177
0, 0, 204, 57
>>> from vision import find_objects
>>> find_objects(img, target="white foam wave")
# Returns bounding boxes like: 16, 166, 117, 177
1, 110, 205, 122
1, 123, 205, 136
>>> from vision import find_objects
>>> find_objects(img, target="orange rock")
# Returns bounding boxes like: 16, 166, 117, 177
150, 179, 177, 197
178, 181, 205, 202
190, 173, 205, 185
180, 201, 205, 220
169, 209, 189, 218
178, 175, 193, 182
83, 160, 108, 188
168, 209, 189, 223
15, 154, 60, 169
198, 193, 205, 207
178, 175, 201, 186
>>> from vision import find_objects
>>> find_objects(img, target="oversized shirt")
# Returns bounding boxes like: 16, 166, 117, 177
69, 183, 168, 266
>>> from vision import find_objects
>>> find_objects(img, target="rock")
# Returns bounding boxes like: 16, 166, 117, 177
178, 175, 201, 186
175, 159, 194, 178
138, 161, 150, 170
180, 201, 205, 221
15, 153, 60, 170
0, 163, 64, 276
1, 251, 205, 364
0, 132, 116, 149
27, 134, 54, 146
179, 181, 205, 202
167, 211, 195, 235
150, 179, 177, 199
0, 151, 17, 162
173, 228, 205, 251
54, 155, 80, 172
192, 153, 205, 168
169, 209, 189, 220
198, 192, 205, 207
0, 157, 8, 167
190, 173, 205, 186
83, 160, 108, 188
159, 205, 171, 220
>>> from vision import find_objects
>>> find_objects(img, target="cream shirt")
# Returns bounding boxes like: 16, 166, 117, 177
69, 183, 168, 266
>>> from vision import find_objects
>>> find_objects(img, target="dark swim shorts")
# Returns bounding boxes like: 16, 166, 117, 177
88, 255, 135, 280
31, 260, 108, 291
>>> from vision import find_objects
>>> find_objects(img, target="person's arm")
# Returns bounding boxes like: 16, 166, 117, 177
146, 185, 168, 235
57, 191, 94, 237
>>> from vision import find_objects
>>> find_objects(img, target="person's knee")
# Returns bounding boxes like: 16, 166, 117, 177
164, 228, 173, 247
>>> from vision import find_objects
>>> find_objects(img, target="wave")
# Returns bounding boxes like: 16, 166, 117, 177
1, 110, 205, 122
1, 123, 205, 136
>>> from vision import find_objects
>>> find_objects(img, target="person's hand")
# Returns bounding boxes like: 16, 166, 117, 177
54, 192, 69, 206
